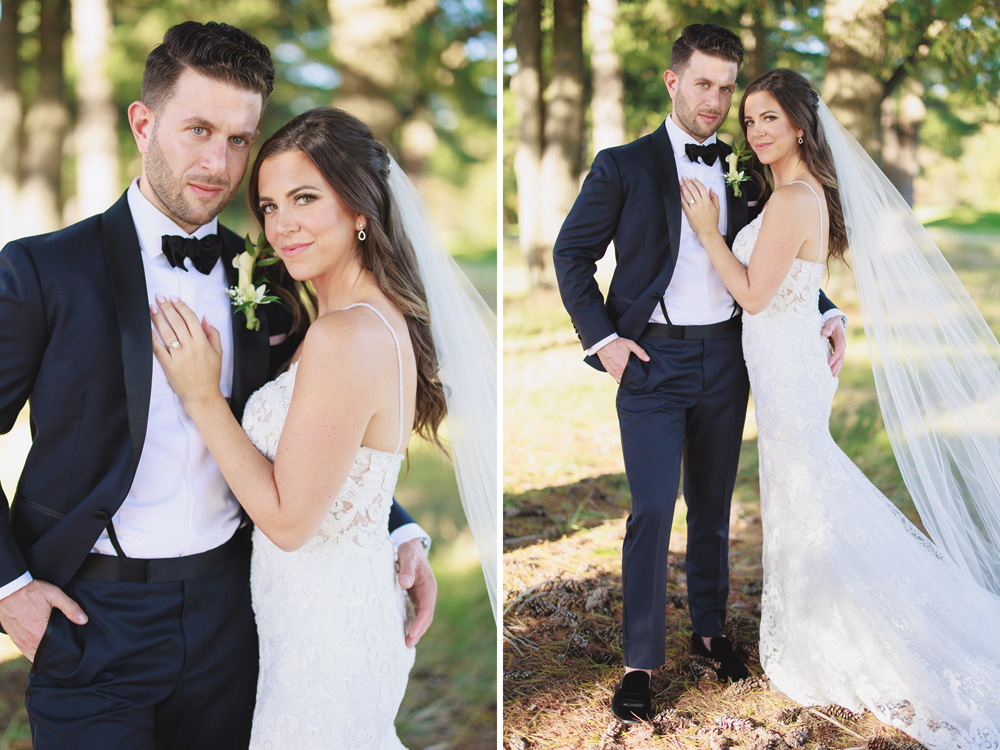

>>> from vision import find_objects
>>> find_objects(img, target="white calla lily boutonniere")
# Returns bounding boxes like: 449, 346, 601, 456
228, 232, 280, 331
724, 141, 753, 198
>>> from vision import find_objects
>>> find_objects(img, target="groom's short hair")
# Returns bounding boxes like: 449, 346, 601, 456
670, 23, 744, 73
141, 21, 275, 113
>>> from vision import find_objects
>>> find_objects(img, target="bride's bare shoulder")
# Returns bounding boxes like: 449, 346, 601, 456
300, 303, 403, 365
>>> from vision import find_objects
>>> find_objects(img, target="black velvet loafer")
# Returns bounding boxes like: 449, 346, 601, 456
691, 633, 750, 682
611, 670, 651, 723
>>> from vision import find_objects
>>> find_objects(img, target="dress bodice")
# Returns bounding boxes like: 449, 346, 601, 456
241, 361, 404, 550
732, 210, 825, 320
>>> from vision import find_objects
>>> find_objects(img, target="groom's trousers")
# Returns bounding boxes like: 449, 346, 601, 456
25, 527, 258, 750
615, 321, 749, 669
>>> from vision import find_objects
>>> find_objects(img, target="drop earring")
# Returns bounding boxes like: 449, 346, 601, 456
357, 226, 367, 241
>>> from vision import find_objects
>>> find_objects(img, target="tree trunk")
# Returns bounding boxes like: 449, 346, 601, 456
0, 0, 22, 243
822, 0, 891, 157
511, 0, 544, 285
588, 0, 624, 153
880, 86, 925, 206
71, 0, 119, 221
739, 1, 769, 86
536, 0, 583, 290
327, 0, 438, 145
21, 0, 69, 233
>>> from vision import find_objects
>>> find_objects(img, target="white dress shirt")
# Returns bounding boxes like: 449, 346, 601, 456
91, 179, 242, 557
653, 114, 735, 326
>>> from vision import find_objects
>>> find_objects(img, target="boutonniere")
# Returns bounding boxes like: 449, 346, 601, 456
724, 141, 753, 197
228, 232, 280, 331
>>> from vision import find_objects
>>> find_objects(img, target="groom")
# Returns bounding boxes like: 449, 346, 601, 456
553, 23, 845, 722
0, 21, 434, 748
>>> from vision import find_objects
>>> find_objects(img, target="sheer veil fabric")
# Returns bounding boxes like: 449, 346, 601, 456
817, 100, 1000, 594
387, 159, 498, 620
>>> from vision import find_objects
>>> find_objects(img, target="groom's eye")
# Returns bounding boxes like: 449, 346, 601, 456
192, 126, 207, 136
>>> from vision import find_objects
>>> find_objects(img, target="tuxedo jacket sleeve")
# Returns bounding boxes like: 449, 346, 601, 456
0, 208, 140, 588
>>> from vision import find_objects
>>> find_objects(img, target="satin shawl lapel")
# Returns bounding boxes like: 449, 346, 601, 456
221, 230, 269, 416
100, 192, 152, 471
720, 141, 749, 245
651, 122, 683, 290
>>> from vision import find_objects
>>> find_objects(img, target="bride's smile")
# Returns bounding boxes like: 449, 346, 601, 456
257, 149, 365, 288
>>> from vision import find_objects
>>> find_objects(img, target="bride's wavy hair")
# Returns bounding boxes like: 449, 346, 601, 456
247, 107, 448, 451
739, 69, 848, 264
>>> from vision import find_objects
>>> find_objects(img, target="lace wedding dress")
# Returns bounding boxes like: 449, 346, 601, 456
733, 184, 1000, 748
240, 303, 415, 749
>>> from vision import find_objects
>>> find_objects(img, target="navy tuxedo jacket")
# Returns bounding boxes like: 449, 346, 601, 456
0, 191, 412, 591
553, 121, 834, 371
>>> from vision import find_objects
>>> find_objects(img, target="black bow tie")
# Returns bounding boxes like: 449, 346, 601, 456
161, 234, 222, 275
685, 142, 719, 167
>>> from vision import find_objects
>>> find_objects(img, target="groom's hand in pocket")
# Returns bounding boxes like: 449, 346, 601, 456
597, 337, 649, 384
0, 580, 88, 662
397, 539, 436, 647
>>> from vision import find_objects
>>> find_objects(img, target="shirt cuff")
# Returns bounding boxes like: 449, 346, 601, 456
0, 572, 33, 602
822, 308, 848, 328
390, 522, 431, 552
584, 333, 619, 358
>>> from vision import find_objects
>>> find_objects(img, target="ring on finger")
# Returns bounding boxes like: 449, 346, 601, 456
169, 340, 181, 350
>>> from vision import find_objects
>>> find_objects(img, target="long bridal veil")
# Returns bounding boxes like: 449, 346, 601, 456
387, 158, 498, 621
817, 100, 1000, 596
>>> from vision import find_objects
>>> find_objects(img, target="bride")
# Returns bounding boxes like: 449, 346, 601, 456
150, 107, 496, 748
680, 69, 1000, 748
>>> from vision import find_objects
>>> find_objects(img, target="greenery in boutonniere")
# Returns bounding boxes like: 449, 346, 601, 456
725, 140, 753, 197
228, 232, 280, 331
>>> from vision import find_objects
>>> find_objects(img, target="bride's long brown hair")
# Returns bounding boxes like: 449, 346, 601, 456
738, 69, 849, 264
247, 107, 448, 451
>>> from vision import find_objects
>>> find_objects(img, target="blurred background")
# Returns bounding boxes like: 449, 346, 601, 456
503, 0, 1000, 293
0, 1, 497, 748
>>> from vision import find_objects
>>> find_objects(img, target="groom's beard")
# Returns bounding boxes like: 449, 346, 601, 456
671, 88, 725, 142
144, 131, 241, 229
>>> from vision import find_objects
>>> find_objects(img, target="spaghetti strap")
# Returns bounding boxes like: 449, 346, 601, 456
787, 180, 825, 263
340, 302, 406, 455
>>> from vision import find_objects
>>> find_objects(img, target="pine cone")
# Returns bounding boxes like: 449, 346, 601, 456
502, 669, 533, 681
585, 586, 613, 613
628, 722, 656, 741
544, 607, 580, 629
652, 709, 693, 732
750, 729, 790, 750
776, 706, 801, 724
866, 737, 902, 750
690, 656, 720, 681
781, 726, 809, 747
819, 704, 862, 722
709, 738, 734, 750
716, 714, 756, 733
724, 676, 769, 696
561, 632, 588, 657
602, 721, 623, 740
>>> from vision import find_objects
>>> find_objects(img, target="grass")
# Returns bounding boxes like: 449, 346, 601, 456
502, 223, 1000, 749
